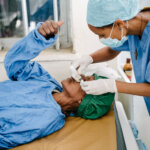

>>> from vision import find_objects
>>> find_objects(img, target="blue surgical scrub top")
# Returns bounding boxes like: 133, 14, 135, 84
113, 21, 150, 114
0, 23, 65, 149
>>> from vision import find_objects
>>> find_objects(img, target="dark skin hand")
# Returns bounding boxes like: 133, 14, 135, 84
38, 20, 64, 38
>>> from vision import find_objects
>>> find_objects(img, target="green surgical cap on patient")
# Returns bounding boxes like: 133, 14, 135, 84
87, 0, 139, 27
77, 74, 115, 119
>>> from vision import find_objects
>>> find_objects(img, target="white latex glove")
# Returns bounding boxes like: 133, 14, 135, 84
70, 66, 81, 82
80, 79, 117, 95
83, 63, 121, 80
71, 55, 93, 81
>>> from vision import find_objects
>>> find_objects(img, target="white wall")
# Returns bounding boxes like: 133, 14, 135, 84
139, 0, 150, 8
70, 0, 104, 55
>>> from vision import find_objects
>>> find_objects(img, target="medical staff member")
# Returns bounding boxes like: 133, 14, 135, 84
71, 0, 150, 112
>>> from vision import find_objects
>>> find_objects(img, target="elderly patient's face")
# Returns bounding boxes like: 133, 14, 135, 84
57, 76, 94, 115
61, 76, 94, 100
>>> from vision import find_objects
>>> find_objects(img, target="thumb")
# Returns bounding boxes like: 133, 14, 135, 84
57, 21, 64, 27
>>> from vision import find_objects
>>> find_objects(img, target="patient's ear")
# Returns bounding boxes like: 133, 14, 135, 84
115, 19, 125, 29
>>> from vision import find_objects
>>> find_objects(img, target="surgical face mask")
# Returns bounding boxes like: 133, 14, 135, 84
99, 22, 128, 48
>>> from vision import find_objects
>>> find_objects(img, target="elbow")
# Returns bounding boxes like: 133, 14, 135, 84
4, 57, 17, 81
108, 47, 120, 59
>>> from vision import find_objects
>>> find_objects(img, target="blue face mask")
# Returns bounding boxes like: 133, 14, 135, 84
99, 23, 128, 48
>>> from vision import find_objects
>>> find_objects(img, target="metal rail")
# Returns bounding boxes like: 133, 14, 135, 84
21, 0, 29, 36
53, 0, 60, 50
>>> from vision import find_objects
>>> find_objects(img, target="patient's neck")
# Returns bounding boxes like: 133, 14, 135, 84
52, 92, 67, 106
52, 92, 76, 115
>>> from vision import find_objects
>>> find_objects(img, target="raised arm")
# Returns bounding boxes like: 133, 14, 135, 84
4, 20, 63, 81
90, 46, 120, 63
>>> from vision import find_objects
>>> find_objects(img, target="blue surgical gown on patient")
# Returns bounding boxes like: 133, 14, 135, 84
113, 21, 150, 114
0, 23, 65, 149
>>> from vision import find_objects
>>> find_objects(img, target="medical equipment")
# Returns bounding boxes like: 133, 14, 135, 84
123, 58, 132, 80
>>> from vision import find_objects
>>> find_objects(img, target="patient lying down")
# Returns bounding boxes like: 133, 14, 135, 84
0, 20, 114, 149
56, 74, 114, 119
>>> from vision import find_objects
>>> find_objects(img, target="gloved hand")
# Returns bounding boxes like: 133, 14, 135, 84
83, 63, 121, 79
70, 66, 81, 82
80, 79, 117, 95
71, 55, 93, 81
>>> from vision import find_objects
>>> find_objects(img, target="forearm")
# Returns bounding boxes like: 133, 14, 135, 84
5, 23, 57, 66
90, 47, 120, 63
116, 81, 150, 97
4, 23, 57, 80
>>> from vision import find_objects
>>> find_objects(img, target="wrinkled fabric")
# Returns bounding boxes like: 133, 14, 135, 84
0, 23, 65, 149
87, 0, 139, 27
113, 21, 150, 114
77, 74, 115, 119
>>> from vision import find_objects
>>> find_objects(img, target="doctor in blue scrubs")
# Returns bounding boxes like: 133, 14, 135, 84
71, 0, 150, 113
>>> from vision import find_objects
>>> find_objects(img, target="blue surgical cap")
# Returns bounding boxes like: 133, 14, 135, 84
87, 0, 139, 27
